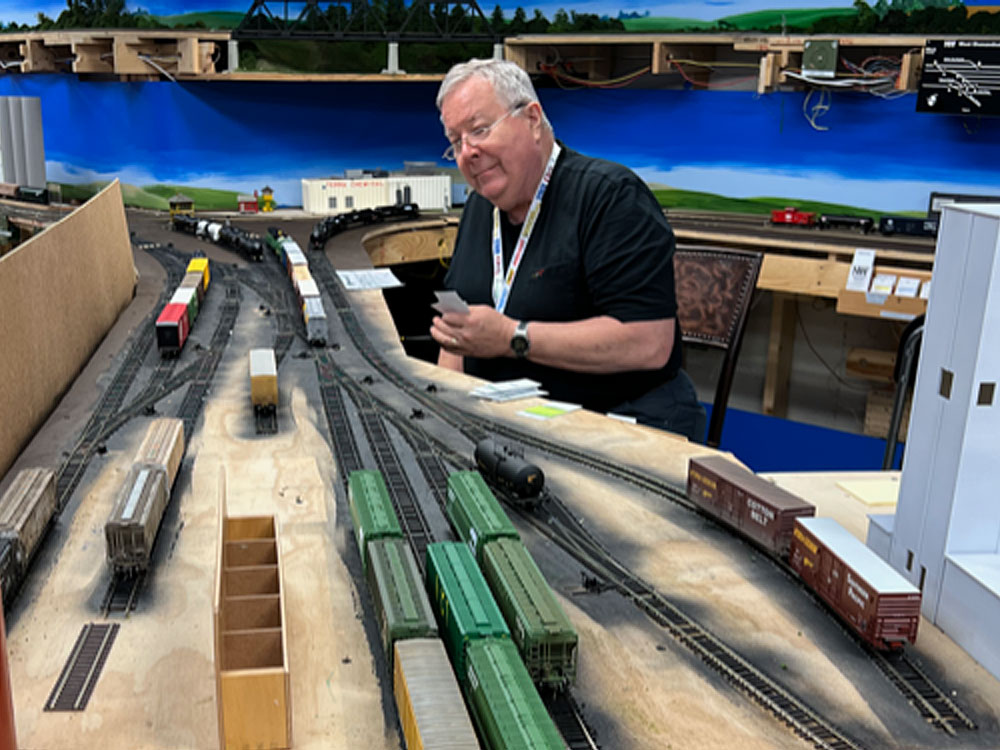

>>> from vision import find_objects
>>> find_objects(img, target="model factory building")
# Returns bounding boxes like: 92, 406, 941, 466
301, 163, 451, 214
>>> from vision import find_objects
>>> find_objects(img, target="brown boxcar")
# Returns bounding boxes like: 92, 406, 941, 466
789, 517, 921, 650
134, 418, 185, 489
687, 456, 815, 557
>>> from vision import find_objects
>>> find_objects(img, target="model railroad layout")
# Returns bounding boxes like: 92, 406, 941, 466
302, 240, 979, 748
4, 211, 984, 748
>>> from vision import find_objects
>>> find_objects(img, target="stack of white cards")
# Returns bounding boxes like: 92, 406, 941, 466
470, 378, 547, 402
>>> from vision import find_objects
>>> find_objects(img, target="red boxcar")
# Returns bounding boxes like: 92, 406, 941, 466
771, 207, 816, 226
155, 302, 190, 357
687, 456, 815, 557
790, 517, 921, 650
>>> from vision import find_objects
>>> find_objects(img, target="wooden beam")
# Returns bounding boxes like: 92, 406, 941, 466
846, 347, 896, 383
763, 292, 797, 417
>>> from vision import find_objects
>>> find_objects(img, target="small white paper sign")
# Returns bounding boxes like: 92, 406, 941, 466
895, 277, 920, 298
846, 249, 877, 292
432, 290, 470, 315
920, 280, 932, 299
337, 268, 403, 290
866, 273, 896, 305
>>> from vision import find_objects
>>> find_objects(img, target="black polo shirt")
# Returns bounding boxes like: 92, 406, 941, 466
443, 146, 681, 412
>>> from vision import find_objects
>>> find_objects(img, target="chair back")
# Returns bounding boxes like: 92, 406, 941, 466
674, 245, 762, 447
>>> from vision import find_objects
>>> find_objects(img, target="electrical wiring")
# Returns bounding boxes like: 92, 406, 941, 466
795, 299, 870, 393
668, 59, 759, 89
138, 53, 176, 82
803, 87, 831, 131
538, 62, 651, 89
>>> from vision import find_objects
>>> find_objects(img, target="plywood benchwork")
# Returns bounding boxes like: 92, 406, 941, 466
213, 514, 291, 750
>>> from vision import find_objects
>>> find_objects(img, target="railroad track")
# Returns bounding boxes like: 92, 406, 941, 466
870, 647, 976, 736
53, 242, 187, 510
100, 571, 146, 617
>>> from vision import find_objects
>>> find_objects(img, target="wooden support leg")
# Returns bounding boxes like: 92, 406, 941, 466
763, 292, 796, 417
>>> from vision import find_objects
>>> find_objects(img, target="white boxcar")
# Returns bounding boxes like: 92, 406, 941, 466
303, 296, 328, 346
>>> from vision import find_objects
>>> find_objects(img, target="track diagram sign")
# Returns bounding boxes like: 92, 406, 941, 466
918, 39, 1000, 117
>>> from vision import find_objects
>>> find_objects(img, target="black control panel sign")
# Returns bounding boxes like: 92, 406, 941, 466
918, 39, 1000, 117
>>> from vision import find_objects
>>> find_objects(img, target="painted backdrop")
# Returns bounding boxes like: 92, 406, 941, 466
0, 74, 996, 211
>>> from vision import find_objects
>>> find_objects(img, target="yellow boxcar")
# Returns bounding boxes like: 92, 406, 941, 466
186, 257, 210, 292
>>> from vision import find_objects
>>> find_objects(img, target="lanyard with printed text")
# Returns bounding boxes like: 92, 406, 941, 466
491, 142, 561, 314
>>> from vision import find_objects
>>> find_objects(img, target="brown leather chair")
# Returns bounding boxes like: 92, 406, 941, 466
673, 245, 762, 447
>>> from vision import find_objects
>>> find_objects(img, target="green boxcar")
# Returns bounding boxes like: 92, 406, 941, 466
481, 537, 578, 688
465, 638, 564, 750
366, 538, 438, 666
425, 542, 509, 681
446, 471, 519, 564
348, 470, 403, 573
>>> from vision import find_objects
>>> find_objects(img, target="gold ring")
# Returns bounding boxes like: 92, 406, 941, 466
450, 336, 459, 347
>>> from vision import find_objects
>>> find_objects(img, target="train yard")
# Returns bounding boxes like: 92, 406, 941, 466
1, 208, 999, 749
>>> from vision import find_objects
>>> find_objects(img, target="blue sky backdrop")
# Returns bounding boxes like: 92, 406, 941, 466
1, 73, 997, 210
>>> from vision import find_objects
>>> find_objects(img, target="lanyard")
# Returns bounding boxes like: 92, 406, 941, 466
491, 142, 561, 313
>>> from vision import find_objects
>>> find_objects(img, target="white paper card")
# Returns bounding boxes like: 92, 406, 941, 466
846, 248, 877, 292
920, 280, 932, 299
895, 277, 921, 298
432, 290, 470, 315
337, 268, 403, 290
870, 273, 897, 295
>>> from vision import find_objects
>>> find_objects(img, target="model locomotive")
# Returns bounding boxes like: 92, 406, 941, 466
474, 437, 545, 506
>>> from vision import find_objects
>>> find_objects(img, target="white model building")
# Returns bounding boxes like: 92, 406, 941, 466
868, 202, 1000, 682
300, 166, 451, 215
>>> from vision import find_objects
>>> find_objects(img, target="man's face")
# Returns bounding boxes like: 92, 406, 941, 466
440, 76, 542, 217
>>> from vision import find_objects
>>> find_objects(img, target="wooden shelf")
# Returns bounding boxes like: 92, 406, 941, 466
506, 33, 932, 93
0, 28, 940, 89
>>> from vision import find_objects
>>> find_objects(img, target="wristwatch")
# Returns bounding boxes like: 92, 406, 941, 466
510, 320, 530, 358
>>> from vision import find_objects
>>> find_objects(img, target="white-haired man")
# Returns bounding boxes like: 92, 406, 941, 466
430, 58, 705, 441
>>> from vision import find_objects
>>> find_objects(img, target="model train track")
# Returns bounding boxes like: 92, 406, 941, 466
869, 648, 976, 735
547, 690, 601, 750
100, 571, 146, 617
53, 243, 187, 510
44, 622, 119, 712
314, 350, 435, 571
176, 277, 240, 439
236, 264, 300, 365
664, 209, 936, 256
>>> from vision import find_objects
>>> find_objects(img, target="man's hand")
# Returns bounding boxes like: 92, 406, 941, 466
431, 305, 516, 360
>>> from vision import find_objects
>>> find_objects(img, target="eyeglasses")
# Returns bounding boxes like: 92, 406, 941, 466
442, 103, 528, 161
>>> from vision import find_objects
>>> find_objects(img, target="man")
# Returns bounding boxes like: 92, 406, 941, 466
431, 58, 706, 442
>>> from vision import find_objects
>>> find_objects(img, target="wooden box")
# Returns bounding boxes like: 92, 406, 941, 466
213, 514, 290, 750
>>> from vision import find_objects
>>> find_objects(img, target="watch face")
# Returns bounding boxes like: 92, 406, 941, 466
511, 321, 529, 357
